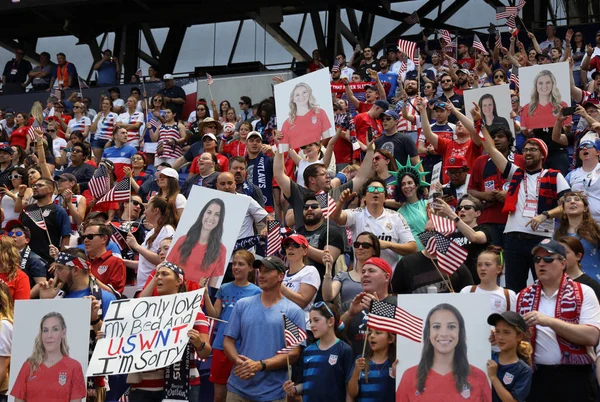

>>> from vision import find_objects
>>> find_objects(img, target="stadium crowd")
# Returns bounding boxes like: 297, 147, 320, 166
0, 17, 600, 402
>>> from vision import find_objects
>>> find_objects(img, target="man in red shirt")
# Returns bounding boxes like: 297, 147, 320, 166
457, 44, 475, 70
343, 70, 387, 113
353, 99, 387, 160
83, 223, 126, 294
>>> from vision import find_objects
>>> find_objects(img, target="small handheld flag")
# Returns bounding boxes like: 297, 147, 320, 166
315, 191, 337, 219
368, 299, 423, 343
266, 220, 283, 257
277, 314, 307, 354
97, 177, 131, 204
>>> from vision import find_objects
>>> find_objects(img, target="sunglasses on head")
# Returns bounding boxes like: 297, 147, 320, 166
366, 186, 385, 193
457, 205, 476, 211
303, 204, 319, 210
284, 242, 302, 249
313, 301, 334, 318
533, 255, 561, 263
8, 231, 23, 237
353, 241, 374, 249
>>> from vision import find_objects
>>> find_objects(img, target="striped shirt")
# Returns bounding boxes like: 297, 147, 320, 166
67, 116, 91, 134
52, 194, 83, 233
117, 111, 144, 146
93, 112, 118, 141
157, 123, 183, 159
395, 96, 419, 132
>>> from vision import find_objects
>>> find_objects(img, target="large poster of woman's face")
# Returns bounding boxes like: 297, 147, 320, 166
518, 62, 571, 130
395, 294, 492, 401
9, 299, 91, 402
274, 68, 335, 152
166, 186, 250, 289
463, 84, 514, 137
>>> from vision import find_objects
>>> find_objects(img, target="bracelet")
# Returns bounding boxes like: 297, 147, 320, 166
91, 317, 101, 325
454, 216, 460, 223
323, 275, 332, 280
18, 194, 24, 198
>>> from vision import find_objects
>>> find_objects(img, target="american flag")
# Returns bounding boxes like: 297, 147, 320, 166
517, 0, 526, 10
496, 6, 518, 20
510, 73, 520, 89
431, 214, 456, 236
24, 208, 47, 231
399, 61, 407, 75
397, 39, 416, 61
426, 232, 468, 276
52, 88, 61, 100
56, 251, 89, 270
276, 314, 307, 354
78, 76, 89, 89
331, 60, 340, 73
266, 220, 283, 256
135, 68, 143, 77
89, 164, 110, 200
495, 35, 502, 49
149, 118, 162, 130
110, 223, 130, 252
27, 119, 40, 142
368, 299, 423, 343
438, 30, 453, 46
315, 191, 337, 219
403, 11, 419, 25
506, 14, 517, 30
207, 73, 214, 86
97, 177, 131, 204
472, 34, 488, 55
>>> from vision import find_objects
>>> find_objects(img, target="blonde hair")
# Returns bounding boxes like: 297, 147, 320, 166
29, 101, 44, 125
288, 83, 320, 123
0, 282, 14, 326
28, 312, 70, 375
0, 236, 22, 280
528, 70, 562, 116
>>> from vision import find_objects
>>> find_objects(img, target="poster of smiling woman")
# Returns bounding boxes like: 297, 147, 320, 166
519, 62, 571, 131
274, 68, 335, 151
395, 294, 491, 402
8, 299, 90, 402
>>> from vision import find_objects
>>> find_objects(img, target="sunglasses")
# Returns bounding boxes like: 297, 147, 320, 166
353, 241, 374, 249
373, 156, 387, 162
82, 233, 104, 240
131, 200, 144, 208
457, 205, 476, 211
313, 301, 334, 318
9, 174, 21, 180
284, 242, 303, 249
73, 105, 83, 109
46, 129, 56, 133
71, 149, 83, 153
303, 204, 320, 210
8, 231, 24, 237
154, 99, 163, 102
579, 143, 596, 150
239, 102, 245, 105
366, 186, 385, 193
494, 75, 504, 79
441, 80, 452, 83
533, 255, 562, 263
511, 98, 519, 104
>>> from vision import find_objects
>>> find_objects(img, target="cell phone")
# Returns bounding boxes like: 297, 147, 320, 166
562, 106, 576, 116
367, 127, 373, 143
432, 192, 442, 200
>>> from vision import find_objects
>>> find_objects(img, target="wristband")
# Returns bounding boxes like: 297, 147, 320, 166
454, 216, 460, 223
541, 211, 550, 219
91, 317, 101, 325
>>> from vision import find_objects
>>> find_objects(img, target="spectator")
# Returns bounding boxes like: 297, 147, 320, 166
48, 52, 77, 90
152, 107, 186, 166
83, 223, 126, 294
229, 156, 265, 207
93, 49, 121, 86
377, 56, 399, 101
107, 87, 124, 113
158, 74, 186, 118
9, 112, 30, 150
375, 109, 419, 168
0, 236, 30, 300
5, 221, 45, 297
0, 281, 13, 397
60, 142, 95, 191
54, 173, 87, 237
238, 96, 253, 122
27, 51, 52, 91
116, 96, 144, 149
2, 48, 32, 94
440, 155, 471, 203
437, 72, 465, 123
181, 152, 219, 198
344, 71, 387, 114
90, 97, 118, 162
356, 45, 379, 81
558, 236, 600, 299
102, 127, 137, 181
0, 143, 14, 188
0, 110, 15, 138
335, 52, 355, 80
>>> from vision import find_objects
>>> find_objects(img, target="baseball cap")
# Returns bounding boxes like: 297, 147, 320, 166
364, 84, 377, 91
4, 219, 25, 232
202, 133, 218, 142
108, 87, 120, 94
363, 257, 393, 277
283, 234, 309, 248
445, 155, 468, 169
433, 101, 448, 110
253, 256, 286, 273
487, 311, 527, 334
384, 110, 399, 120
531, 238, 566, 259
457, 68, 470, 75
247, 131, 262, 140
163, 74, 174, 80
0, 142, 13, 154
373, 100, 389, 110
158, 167, 179, 181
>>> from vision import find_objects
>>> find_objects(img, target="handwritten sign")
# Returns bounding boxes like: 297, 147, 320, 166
87, 289, 204, 376
428, 161, 442, 202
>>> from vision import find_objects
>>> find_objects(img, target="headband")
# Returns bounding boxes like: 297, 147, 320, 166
158, 261, 185, 280
56, 252, 89, 271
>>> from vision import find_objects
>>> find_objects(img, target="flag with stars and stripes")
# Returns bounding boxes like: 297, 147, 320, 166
438, 29, 452, 46
276, 314, 307, 354
397, 39, 417, 61
331, 60, 340, 73
135, 68, 143, 77
56, 251, 89, 270
495, 35, 502, 49
78, 76, 89, 89
399, 61, 407, 75
472, 34, 488, 55
426, 232, 468, 276
368, 299, 423, 343
431, 214, 456, 236
149, 118, 162, 130
506, 14, 517, 30
316, 191, 337, 219
266, 220, 283, 257
496, 6, 518, 20
24, 208, 47, 231
510, 73, 520, 89
89, 164, 111, 200
97, 177, 131, 204
27, 119, 40, 142
52, 88, 62, 100
517, 0, 526, 10
207, 73, 214, 86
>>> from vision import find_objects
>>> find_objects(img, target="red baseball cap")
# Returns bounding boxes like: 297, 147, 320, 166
283, 234, 309, 248
445, 155, 468, 170
364, 257, 393, 277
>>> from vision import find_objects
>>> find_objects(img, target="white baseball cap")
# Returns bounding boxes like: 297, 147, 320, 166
158, 167, 179, 180
163, 74, 174, 80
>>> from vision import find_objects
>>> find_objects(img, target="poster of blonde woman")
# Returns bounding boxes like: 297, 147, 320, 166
395, 294, 491, 402
274, 68, 335, 151
8, 299, 90, 402
518, 62, 571, 131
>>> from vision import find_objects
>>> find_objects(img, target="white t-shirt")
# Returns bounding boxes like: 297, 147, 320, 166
504, 163, 570, 236
136, 225, 175, 290
533, 283, 600, 365
344, 207, 416, 269
283, 265, 321, 327
0, 319, 13, 356
67, 116, 91, 135
238, 196, 268, 240
567, 163, 600, 223
174, 193, 187, 210
52, 137, 67, 157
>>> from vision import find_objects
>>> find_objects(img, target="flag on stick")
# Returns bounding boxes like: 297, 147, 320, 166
438, 29, 452, 46
266, 220, 283, 256
517, 0, 526, 10
315, 192, 337, 219
149, 118, 162, 130
397, 39, 417, 61
135, 68, 143, 77
431, 214, 456, 236
506, 14, 517, 30
368, 299, 423, 343
472, 34, 488, 55
89, 164, 111, 200
207, 73, 214, 86
27, 120, 40, 142
97, 177, 131, 204
78, 76, 89, 89
496, 6, 518, 20
403, 11, 419, 25
495, 35, 502, 49
510, 73, 520, 89
426, 233, 468, 276
24, 208, 47, 231
277, 314, 307, 354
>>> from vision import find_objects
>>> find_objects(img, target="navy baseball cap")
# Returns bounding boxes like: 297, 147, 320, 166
532, 238, 566, 259
384, 110, 399, 120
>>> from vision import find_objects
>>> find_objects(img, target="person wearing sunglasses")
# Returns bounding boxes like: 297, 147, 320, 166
65, 102, 91, 139
437, 72, 464, 124
332, 178, 417, 268
4, 220, 46, 297
81, 222, 126, 294
280, 234, 320, 327
1, 48, 32, 94
516, 239, 600, 402
1, 167, 30, 227
54, 173, 87, 237
375, 109, 419, 172
432, 195, 491, 282
439, 155, 471, 205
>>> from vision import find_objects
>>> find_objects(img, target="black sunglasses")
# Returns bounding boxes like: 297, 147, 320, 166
303, 204, 319, 210
457, 205, 476, 211
82, 233, 105, 240
284, 242, 302, 249
533, 255, 562, 263
353, 241, 374, 249
131, 200, 144, 209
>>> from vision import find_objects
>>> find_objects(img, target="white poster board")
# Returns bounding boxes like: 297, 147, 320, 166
464, 84, 514, 136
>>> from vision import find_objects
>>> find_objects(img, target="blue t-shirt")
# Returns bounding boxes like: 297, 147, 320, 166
491, 352, 532, 402
64, 286, 116, 320
355, 357, 395, 402
378, 72, 399, 100
301, 340, 354, 402
225, 294, 304, 401
212, 282, 262, 350
96, 61, 118, 86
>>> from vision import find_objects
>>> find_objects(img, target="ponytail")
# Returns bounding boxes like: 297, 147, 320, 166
145, 197, 179, 247
517, 340, 533, 368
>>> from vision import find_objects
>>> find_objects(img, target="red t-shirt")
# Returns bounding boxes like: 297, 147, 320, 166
90, 250, 127, 294
189, 153, 228, 175
11, 356, 86, 402
223, 140, 247, 158
520, 101, 571, 130
10, 126, 28, 148
469, 153, 525, 224
436, 137, 483, 184
168, 236, 227, 283
357, 102, 373, 114
589, 55, 600, 72
0, 270, 30, 300
353, 112, 383, 160
397, 365, 491, 402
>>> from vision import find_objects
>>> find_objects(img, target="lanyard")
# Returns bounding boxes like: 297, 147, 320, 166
20, 246, 31, 271
523, 169, 546, 200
